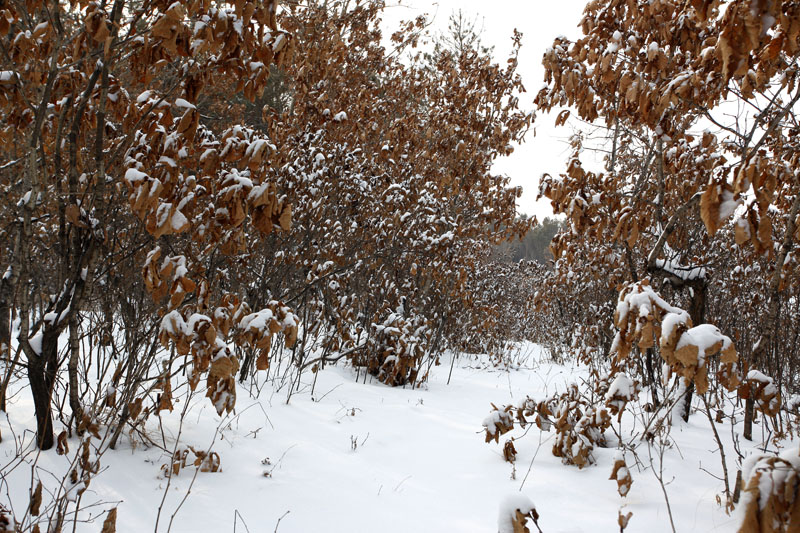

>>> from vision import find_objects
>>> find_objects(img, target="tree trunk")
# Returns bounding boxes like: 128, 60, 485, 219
239, 347, 254, 383
0, 301, 10, 412
645, 347, 660, 407
27, 333, 59, 450
0, 256, 19, 412
681, 282, 707, 422
680, 380, 695, 423
68, 316, 83, 430
743, 397, 755, 441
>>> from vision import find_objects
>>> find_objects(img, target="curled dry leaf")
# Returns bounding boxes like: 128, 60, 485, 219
101, 508, 117, 533
610, 457, 633, 497
483, 404, 515, 443
30, 480, 42, 516
503, 439, 517, 464
738, 452, 800, 533
618, 510, 633, 531
57, 431, 69, 456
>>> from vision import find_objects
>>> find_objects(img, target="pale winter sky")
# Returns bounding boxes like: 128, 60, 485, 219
381, 0, 590, 220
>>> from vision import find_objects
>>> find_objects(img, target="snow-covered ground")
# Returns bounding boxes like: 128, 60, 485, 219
0, 343, 773, 532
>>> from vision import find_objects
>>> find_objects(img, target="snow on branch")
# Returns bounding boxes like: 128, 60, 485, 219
612, 280, 738, 394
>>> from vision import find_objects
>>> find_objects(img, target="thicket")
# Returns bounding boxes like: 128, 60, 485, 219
484, 1, 800, 531
0, 0, 539, 529
7, 0, 800, 530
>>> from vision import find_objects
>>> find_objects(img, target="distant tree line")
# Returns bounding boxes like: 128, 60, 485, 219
496, 216, 563, 265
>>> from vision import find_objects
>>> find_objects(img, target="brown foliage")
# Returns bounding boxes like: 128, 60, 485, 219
484, 384, 612, 468
101, 508, 117, 533
56, 431, 69, 456
532, 0, 800, 436
162, 446, 222, 477
612, 280, 738, 395
610, 457, 633, 497
503, 439, 518, 464
0, 0, 298, 448
739, 454, 800, 533
29, 480, 42, 517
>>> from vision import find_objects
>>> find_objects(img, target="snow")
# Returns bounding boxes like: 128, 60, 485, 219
124, 168, 149, 184
18, 190, 32, 206
746, 369, 773, 384
482, 409, 510, 435
615, 282, 686, 335
161, 310, 187, 336
498, 493, 536, 533
654, 258, 706, 281
174, 98, 195, 109
675, 324, 733, 362
239, 308, 275, 333
745, 370, 779, 413
158, 156, 177, 168
739, 448, 800, 513
660, 311, 690, 344
333, 111, 348, 122
28, 332, 42, 355
155, 203, 172, 228
136, 90, 152, 104
170, 210, 189, 231
605, 373, 634, 400
717, 188, 740, 221
0, 344, 778, 532
272, 33, 286, 52
0, 70, 16, 82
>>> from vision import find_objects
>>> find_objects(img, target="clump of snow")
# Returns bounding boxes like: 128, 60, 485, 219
745, 369, 780, 412
675, 323, 733, 362
239, 308, 275, 334
660, 311, 691, 344
482, 409, 511, 435
718, 187, 740, 221
272, 33, 286, 52
174, 98, 195, 109
161, 310, 188, 337
136, 90, 153, 104
606, 373, 635, 401
28, 332, 43, 356
171, 209, 189, 231
740, 448, 800, 513
124, 168, 149, 184
654, 259, 706, 282
787, 394, 800, 412
498, 493, 537, 533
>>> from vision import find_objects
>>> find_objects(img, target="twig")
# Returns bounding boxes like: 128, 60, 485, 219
233, 509, 251, 533
393, 475, 412, 492
648, 436, 677, 533
701, 395, 731, 503
273, 510, 290, 532
519, 430, 551, 492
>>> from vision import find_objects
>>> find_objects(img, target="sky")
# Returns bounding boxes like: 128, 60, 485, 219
381, 1, 590, 220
